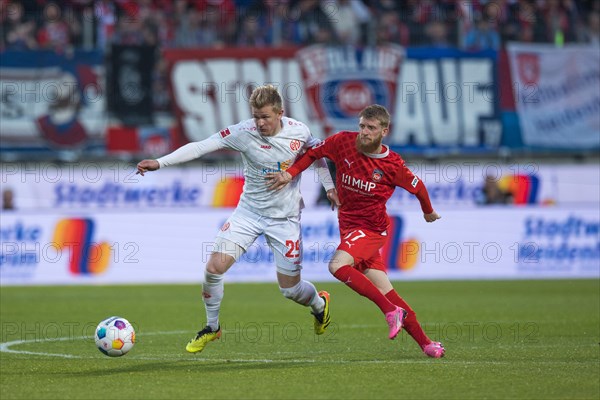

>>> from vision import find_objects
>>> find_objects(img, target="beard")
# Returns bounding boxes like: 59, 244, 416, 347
355, 135, 382, 154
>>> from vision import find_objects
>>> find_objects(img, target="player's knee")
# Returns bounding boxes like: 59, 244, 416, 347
206, 252, 234, 274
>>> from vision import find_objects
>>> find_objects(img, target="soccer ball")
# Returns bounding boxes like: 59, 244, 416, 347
94, 316, 136, 357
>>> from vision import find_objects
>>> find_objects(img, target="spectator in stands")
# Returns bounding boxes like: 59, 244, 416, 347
328, 0, 371, 46
579, 11, 600, 44
172, 3, 218, 48
94, 0, 117, 50
236, 13, 268, 47
261, 0, 302, 46
479, 175, 512, 205
424, 20, 452, 47
193, 0, 237, 47
499, 0, 545, 43
111, 11, 145, 45
2, 188, 16, 211
37, 2, 75, 52
541, 0, 577, 44
462, 15, 501, 51
375, 11, 410, 46
2, 1, 38, 50
293, 0, 338, 45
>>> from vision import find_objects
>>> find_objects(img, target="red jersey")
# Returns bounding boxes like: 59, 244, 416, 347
287, 131, 433, 233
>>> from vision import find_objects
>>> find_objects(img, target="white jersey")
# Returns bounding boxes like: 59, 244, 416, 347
157, 117, 333, 218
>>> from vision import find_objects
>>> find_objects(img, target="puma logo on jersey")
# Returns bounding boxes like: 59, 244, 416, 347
344, 159, 354, 167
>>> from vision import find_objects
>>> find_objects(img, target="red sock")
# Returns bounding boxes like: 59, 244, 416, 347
333, 265, 396, 314
385, 290, 431, 349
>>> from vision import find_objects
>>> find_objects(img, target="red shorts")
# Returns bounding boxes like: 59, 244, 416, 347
337, 228, 388, 273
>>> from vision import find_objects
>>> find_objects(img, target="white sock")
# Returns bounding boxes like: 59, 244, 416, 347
203, 271, 224, 330
280, 280, 325, 314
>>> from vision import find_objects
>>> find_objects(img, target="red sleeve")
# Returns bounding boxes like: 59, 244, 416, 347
392, 162, 434, 214
287, 135, 337, 178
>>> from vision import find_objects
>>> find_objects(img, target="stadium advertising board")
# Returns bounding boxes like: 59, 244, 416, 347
2, 162, 598, 211
506, 43, 600, 149
1, 207, 597, 285
164, 46, 500, 152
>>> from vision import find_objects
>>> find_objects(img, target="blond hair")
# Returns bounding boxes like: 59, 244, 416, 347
249, 85, 283, 112
359, 104, 390, 128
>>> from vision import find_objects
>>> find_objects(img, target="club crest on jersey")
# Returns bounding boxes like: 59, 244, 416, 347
219, 128, 231, 138
290, 139, 301, 151
372, 169, 384, 182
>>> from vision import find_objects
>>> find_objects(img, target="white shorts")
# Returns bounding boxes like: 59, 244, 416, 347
214, 206, 303, 276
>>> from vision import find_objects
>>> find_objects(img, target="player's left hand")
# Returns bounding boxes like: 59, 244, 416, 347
265, 171, 292, 191
424, 211, 441, 223
326, 188, 341, 210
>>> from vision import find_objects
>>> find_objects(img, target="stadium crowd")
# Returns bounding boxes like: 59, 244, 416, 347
1, 0, 599, 52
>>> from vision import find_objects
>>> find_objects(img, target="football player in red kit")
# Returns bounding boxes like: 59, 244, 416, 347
266, 104, 445, 358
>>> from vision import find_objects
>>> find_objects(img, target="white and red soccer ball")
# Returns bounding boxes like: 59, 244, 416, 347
94, 316, 136, 357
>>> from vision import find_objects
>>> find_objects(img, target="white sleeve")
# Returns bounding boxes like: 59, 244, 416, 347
313, 158, 335, 191
305, 134, 334, 191
157, 133, 226, 168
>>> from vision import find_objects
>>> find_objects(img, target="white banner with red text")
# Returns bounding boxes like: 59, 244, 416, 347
506, 43, 600, 148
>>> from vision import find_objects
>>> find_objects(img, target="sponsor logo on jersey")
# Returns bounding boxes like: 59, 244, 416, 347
341, 173, 376, 192
411, 176, 419, 188
260, 145, 272, 149
261, 160, 292, 174
220, 222, 230, 231
372, 169, 384, 182
219, 128, 231, 138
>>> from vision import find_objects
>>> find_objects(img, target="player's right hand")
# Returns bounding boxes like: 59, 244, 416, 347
424, 211, 441, 223
136, 159, 160, 176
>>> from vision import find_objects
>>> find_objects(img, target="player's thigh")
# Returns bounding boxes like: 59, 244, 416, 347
264, 215, 303, 277
215, 207, 263, 258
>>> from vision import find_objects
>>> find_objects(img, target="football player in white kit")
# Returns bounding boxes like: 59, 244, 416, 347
137, 85, 339, 353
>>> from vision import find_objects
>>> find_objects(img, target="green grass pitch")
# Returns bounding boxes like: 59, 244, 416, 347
1, 280, 598, 399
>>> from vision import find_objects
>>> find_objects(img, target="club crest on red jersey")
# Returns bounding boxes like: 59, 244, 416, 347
372, 168, 384, 182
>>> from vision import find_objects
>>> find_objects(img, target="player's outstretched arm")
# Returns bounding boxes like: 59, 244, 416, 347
136, 159, 159, 176
424, 211, 441, 223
